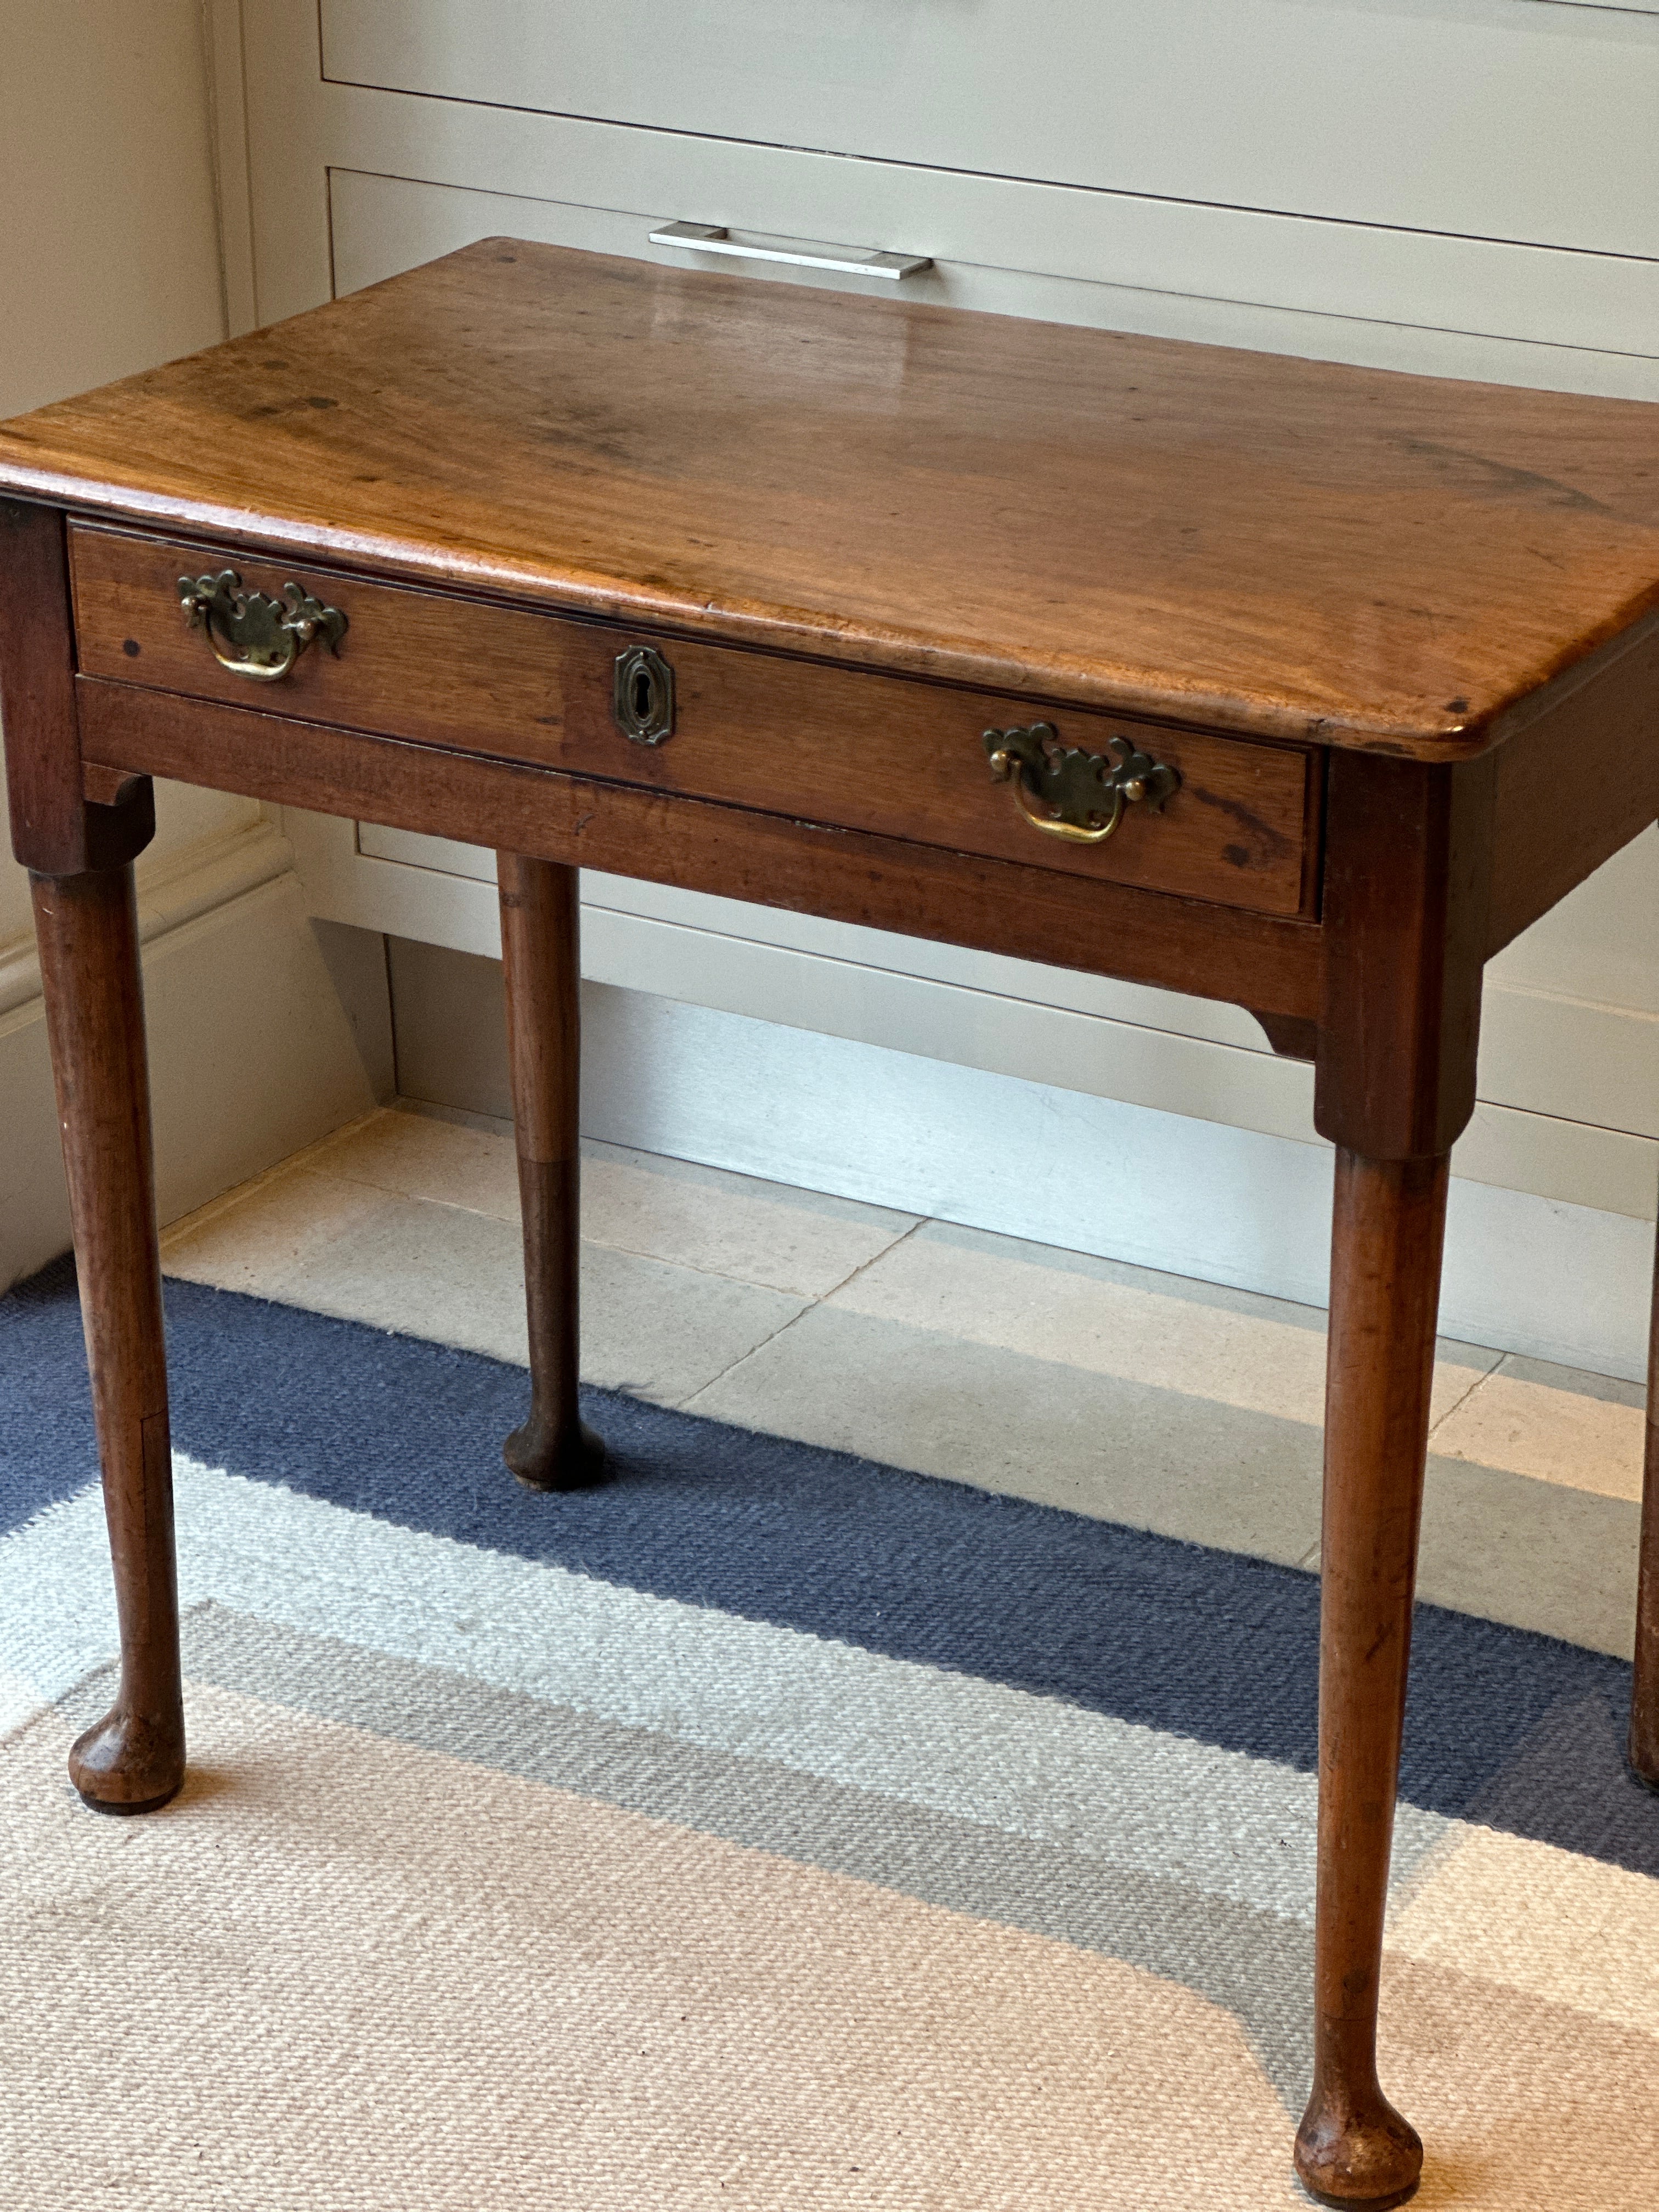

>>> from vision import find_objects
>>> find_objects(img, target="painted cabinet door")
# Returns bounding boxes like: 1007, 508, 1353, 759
319, 0, 1659, 253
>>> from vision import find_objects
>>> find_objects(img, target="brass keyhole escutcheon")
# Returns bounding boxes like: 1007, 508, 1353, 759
613, 645, 675, 745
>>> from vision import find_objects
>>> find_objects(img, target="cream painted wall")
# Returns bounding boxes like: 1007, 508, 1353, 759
0, 0, 250, 941
0, 5, 225, 417
0, 3, 394, 1287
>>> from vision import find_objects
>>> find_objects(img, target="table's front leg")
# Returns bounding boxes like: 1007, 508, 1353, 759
1294, 748, 1494, 2207
2, 501, 183, 1813
33, 864, 184, 1813
496, 852, 606, 1491
1296, 1150, 1446, 2207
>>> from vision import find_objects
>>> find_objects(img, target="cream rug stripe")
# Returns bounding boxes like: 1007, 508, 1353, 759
1, 1686, 1305, 2212
4, 1683, 1656, 2212
156, 1602, 1322, 2109
8, 1470, 1656, 2056
0, 1460, 1454, 1920
1389, 1824, 1659, 2038
147, 1602, 1659, 2105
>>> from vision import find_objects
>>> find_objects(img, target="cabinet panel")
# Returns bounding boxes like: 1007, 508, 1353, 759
328, 167, 1659, 396
321, 0, 1659, 257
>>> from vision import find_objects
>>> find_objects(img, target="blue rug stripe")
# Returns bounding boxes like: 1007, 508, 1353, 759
2, 1257, 1652, 1874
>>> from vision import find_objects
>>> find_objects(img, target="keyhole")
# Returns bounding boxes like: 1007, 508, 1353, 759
613, 645, 674, 743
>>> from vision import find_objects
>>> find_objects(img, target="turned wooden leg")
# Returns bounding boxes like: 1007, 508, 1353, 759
1295, 1149, 1447, 2208
32, 866, 184, 1814
496, 852, 605, 1491
1630, 1224, 1659, 1786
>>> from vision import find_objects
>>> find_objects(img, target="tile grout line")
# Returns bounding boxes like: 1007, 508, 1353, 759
1300, 1347, 1517, 1575
579, 1206, 921, 1297
180, 1124, 929, 1300
672, 1305, 822, 1417
1424, 1351, 1514, 1450
1295, 1343, 1514, 1568
810, 1214, 930, 1305
675, 1217, 932, 1413
159, 1154, 317, 1256
164, 1128, 1631, 1488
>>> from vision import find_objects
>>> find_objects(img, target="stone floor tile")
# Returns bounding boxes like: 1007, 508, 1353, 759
582, 1143, 918, 1298
1414, 1455, 1639, 1659
686, 1301, 1325, 1562
306, 1106, 521, 1221
164, 1169, 808, 1407
158, 1124, 1640, 1655
1428, 1358, 1645, 1503
828, 1218, 1497, 1432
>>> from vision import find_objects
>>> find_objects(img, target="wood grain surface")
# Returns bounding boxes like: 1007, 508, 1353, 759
496, 853, 606, 1494
0, 501, 154, 875
2, 242, 1656, 754
1297, 1149, 1449, 2210
71, 524, 1317, 918
1635, 1223, 1659, 1785
1315, 749, 1494, 1161
72, 676, 1323, 1018
31, 866, 185, 1814
1486, 616, 1659, 957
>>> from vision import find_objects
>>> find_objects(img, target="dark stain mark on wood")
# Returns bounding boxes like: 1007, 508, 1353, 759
1400, 438, 1607, 516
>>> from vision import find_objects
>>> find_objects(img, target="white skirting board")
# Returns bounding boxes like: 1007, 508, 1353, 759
0, 828, 393, 1292
577, 987, 1657, 1387
345, 809, 1659, 1389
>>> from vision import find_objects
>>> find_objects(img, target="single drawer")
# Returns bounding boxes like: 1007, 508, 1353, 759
71, 524, 1317, 917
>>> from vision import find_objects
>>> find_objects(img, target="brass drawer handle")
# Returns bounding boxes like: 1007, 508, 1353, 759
984, 722, 1179, 844
177, 568, 347, 681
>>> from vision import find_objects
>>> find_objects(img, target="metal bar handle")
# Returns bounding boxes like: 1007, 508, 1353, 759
649, 221, 931, 283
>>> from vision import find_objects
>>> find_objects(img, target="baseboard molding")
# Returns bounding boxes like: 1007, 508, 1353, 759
294, 811, 1659, 1226
577, 990, 1656, 1385
0, 828, 393, 1292
0, 820, 293, 1018
289, 809, 1659, 1379
381, 922, 1658, 1385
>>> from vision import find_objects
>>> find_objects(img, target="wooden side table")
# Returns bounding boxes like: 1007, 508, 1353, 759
3, 242, 1656, 2208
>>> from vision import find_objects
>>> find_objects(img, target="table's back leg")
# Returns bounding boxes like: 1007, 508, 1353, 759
1629, 1229, 1659, 1785
495, 852, 606, 1491
33, 865, 185, 1813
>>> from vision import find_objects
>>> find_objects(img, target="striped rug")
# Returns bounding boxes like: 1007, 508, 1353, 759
2, 1258, 1656, 2209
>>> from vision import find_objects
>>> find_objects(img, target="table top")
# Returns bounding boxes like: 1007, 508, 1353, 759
2, 241, 1656, 758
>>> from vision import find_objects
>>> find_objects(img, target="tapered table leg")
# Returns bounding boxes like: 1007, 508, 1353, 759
496, 852, 605, 1491
32, 866, 184, 1814
1630, 1224, 1659, 1786
1295, 1149, 1448, 2209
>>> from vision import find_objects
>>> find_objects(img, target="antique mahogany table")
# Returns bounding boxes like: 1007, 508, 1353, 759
3, 242, 1657, 2205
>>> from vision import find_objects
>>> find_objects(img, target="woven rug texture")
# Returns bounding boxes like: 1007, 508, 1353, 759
2, 1259, 1656, 2209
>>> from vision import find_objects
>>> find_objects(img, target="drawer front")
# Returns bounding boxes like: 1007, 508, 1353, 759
71, 526, 1316, 917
